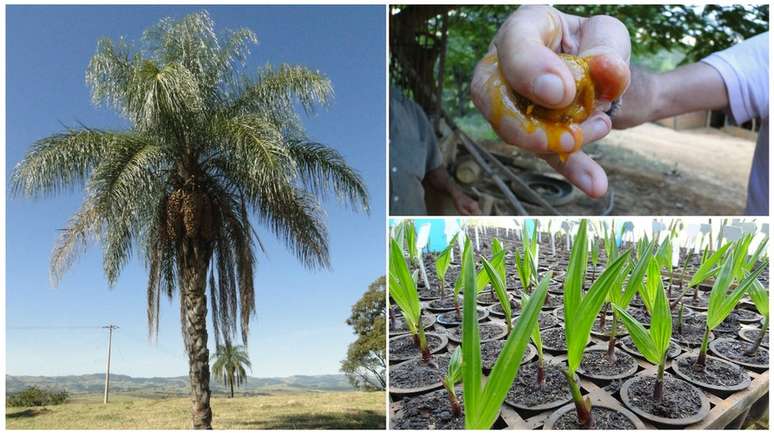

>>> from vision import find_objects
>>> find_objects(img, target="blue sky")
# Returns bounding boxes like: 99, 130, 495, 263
6, 5, 386, 378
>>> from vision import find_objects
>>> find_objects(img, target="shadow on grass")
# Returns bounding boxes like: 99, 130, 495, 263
239, 409, 385, 429
6, 408, 53, 419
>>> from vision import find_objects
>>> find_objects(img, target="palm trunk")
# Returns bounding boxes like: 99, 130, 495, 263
180, 240, 214, 429
746, 316, 768, 355
230, 381, 234, 399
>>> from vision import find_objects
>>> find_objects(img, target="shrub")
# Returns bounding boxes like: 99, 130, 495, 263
7, 386, 69, 407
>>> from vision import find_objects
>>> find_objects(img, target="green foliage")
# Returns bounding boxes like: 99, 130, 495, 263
482, 256, 513, 332
461, 239, 548, 429
7, 387, 69, 407
211, 342, 252, 397
435, 233, 460, 286
453, 249, 505, 299
563, 220, 631, 374
522, 292, 543, 364
341, 277, 386, 391
514, 224, 538, 291
747, 280, 769, 318
389, 238, 426, 353
706, 252, 767, 332
443, 346, 463, 395
608, 242, 653, 309
687, 243, 732, 287
614, 269, 672, 366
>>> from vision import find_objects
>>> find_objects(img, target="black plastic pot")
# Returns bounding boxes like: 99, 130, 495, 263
389, 332, 448, 363
620, 374, 710, 426
543, 402, 646, 430
672, 353, 751, 393
709, 337, 769, 370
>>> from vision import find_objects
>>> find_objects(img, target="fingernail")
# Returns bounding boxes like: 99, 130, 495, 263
591, 118, 608, 139
532, 73, 565, 106
559, 132, 576, 152
576, 172, 593, 195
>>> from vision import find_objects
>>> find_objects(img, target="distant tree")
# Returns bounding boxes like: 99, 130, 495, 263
7, 387, 69, 407
211, 343, 251, 398
341, 276, 386, 391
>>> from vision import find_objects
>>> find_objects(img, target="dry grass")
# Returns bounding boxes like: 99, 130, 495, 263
5, 391, 386, 429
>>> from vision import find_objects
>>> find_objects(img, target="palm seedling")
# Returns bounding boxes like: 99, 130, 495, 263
562, 220, 631, 428
435, 232, 460, 300
514, 225, 538, 293
656, 234, 674, 296
460, 238, 549, 429
482, 253, 514, 334
745, 280, 769, 355
695, 246, 767, 367
679, 242, 732, 306
442, 346, 463, 416
604, 242, 653, 362
522, 291, 546, 385
613, 264, 673, 401
390, 238, 431, 362
452, 246, 506, 316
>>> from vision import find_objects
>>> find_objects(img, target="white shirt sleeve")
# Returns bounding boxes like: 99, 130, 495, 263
701, 32, 769, 124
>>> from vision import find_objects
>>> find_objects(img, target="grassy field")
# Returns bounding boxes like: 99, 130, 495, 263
6, 391, 385, 429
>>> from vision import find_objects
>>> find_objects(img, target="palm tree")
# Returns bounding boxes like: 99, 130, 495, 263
11, 11, 368, 429
211, 342, 251, 398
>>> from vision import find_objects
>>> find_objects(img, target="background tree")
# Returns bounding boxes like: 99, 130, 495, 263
341, 276, 386, 391
11, 11, 369, 429
211, 342, 251, 398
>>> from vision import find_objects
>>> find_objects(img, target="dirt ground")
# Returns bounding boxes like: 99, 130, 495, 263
474, 122, 756, 215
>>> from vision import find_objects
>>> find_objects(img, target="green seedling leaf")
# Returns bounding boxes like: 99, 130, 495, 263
461, 238, 482, 426
465, 272, 549, 429
444, 346, 463, 392
482, 257, 512, 331
748, 279, 769, 317
435, 232, 459, 284
707, 253, 768, 331
688, 242, 732, 287
389, 238, 422, 332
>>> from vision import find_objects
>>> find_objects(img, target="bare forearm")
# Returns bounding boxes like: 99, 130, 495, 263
425, 165, 461, 198
612, 62, 729, 129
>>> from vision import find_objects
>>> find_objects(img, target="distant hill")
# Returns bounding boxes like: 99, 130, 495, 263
7, 373, 352, 395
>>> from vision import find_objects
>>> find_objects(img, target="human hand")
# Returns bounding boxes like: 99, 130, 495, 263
452, 191, 481, 216
470, 5, 631, 198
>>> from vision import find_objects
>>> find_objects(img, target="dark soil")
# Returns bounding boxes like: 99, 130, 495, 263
389, 354, 450, 390
552, 406, 637, 429
672, 316, 712, 346
390, 334, 445, 361
675, 355, 747, 388
437, 308, 488, 327
626, 375, 703, 419
627, 307, 651, 325
514, 312, 559, 331
541, 294, 563, 310
591, 317, 627, 336
390, 313, 435, 335
683, 292, 709, 310
739, 328, 769, 348
620, 336, 681, 360
734, 308, 762, 323
543, 327, 568, 352
418, 286, 443, 300
488, 300, 520, 317
426, 297, 462, 312
481, 340, 534, 371
391, 387, 464, 429
715, 314, 742, 334
579, 349, 637, 378
477, 291, 501, 305
446, 322, 506, 343
506, 362, 572, 410
713, 338, 769, 366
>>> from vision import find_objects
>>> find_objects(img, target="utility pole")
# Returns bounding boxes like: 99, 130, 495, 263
102, 324, 118, 404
